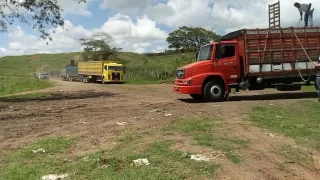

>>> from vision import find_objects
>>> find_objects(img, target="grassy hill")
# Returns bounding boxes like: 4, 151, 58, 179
0, 51, 195, 96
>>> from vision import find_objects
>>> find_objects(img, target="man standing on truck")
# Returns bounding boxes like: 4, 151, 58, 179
294, 2, 313, 27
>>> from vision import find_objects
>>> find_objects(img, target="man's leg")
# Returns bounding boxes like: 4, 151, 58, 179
304, 12, 309, 27
309, 8, 314, 27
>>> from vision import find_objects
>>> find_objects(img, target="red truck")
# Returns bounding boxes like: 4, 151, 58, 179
173, 27, 319, 102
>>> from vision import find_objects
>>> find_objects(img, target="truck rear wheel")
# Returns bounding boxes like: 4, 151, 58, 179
203, 79, 226, 102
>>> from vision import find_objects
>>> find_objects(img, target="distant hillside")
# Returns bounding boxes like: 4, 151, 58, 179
0, 51, 195, 95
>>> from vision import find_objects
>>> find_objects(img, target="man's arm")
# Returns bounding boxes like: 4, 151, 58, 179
300, 10, 303, 20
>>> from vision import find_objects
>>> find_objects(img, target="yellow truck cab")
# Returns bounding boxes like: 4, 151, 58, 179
103, 62, 125, 83
78, 60, 125, 84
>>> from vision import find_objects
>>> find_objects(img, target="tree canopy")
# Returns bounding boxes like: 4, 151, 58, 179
166, 26, 221, 52
79, 32, 122, 61
0, 0, 86, 42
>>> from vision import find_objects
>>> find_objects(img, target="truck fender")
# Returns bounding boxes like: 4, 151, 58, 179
190, 73, 229, 94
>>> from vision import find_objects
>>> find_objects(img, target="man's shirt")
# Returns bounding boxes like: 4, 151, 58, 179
297, 3, 310, 12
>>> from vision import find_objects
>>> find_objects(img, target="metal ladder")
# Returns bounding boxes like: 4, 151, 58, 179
268, 1, 280, 28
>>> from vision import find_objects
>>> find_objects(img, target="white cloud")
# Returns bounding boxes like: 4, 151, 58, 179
145, 0, 319, 34
92, 14, 168, 53
1, 20, 92, 56
0, 14, 168, 56
58, 0, 92, 17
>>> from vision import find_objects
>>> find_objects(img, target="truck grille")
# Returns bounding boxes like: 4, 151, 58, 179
112, 72, 120, 80
176, 69, 185, 79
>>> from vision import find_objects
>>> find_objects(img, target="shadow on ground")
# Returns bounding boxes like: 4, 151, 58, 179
178, 91, 318, 103
0, 90, 118, 103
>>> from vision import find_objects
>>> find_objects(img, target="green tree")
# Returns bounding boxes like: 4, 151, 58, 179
0, 0, 86, 42
79, 32, 122, 61
166, 26, 221, 51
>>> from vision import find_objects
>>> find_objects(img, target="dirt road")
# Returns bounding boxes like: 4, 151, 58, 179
0, 79, 319, 179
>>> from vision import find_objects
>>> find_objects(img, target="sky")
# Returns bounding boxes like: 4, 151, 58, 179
0, 0, 318, 57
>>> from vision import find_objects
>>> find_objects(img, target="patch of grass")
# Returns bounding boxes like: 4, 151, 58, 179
279, 145, 314, 167
125, 78, 165, 85
122, 52, 194, 84
0, 131, 220, 179
301, 85, 317, 92
0, 76, 53, 96
248, 101, 320, 150
0, 137, 74, 180
166, 117, 247, 164
0, 92, 53, 102
67, 140, 219, 180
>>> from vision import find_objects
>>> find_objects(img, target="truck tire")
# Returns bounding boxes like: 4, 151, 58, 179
190, 94, 203, 101
203, 79, 226, 102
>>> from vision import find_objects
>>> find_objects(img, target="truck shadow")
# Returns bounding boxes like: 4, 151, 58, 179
178, 91, 318, 103
0, 91, 118, 103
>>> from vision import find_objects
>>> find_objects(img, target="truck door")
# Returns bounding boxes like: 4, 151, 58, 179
104, 65, 108, 80
213, 43, 238, 84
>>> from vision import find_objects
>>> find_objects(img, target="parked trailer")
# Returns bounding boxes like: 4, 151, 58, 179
59, 65, 81, 81
78, 60, 125, 83
174, 27, 320, 102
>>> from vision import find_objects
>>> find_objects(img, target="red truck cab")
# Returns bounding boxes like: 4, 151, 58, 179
174, 40, 241, 102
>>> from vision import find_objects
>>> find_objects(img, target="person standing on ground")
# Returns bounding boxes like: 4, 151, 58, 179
294, 2, 312, 27
313, 59, 320, 102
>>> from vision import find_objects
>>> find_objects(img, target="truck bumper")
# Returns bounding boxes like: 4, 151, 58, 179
173, 85, 202, 94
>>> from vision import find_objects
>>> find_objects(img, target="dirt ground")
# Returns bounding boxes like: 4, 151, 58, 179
0, 79, 319, 179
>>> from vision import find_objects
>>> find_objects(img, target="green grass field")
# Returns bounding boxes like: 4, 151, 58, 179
247, 100, 320, 168
248, 100, 320, 150
0, 117, 223, 180
0, 51, 195, 96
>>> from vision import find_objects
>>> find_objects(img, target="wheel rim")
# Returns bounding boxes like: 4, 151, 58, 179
210, 85, 221, 98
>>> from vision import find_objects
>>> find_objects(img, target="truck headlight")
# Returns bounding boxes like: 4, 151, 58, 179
183, 80, 191, 85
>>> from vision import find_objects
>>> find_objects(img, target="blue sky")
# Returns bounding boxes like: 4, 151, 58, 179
0, 0, 318, 57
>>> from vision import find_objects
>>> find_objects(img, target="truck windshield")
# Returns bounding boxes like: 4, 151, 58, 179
108, 66, 123, 71
197, 44, 213, 61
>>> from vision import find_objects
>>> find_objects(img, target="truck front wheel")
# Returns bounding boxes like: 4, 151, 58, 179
203, 79, 226, 102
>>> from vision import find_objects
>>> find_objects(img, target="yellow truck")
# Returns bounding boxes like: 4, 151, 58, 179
78, 61, 125, 84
